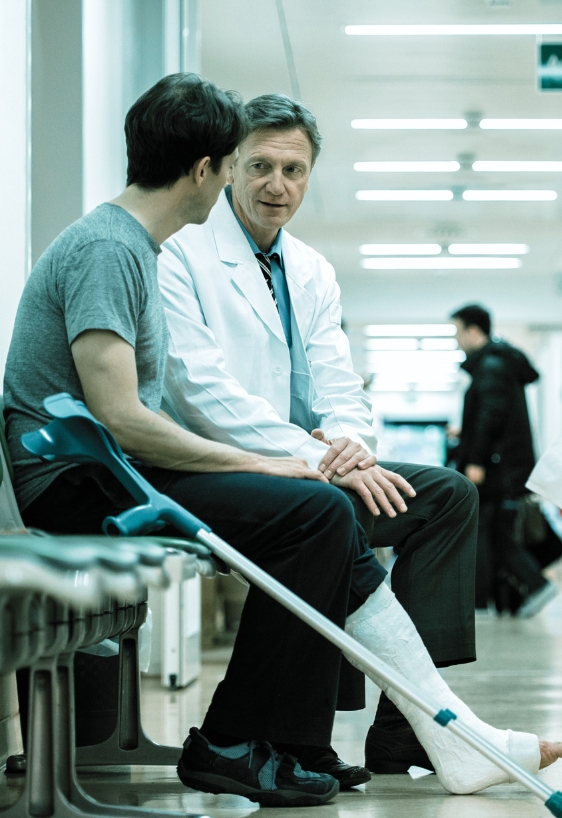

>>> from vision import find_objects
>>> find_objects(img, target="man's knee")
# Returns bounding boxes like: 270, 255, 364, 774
409, 464, 478, 510
299, 482, 358, 550
443, 468, 478, 509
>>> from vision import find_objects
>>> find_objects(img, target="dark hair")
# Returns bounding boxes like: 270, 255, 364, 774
125, 73, 246, 189
451, 304, 492, 336
244, 94, 322, 162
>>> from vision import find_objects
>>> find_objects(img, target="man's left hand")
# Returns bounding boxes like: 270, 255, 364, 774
330, 464, 416, 517
312, 429, 377, 478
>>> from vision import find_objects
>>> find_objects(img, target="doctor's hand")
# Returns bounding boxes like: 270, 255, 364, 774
257, 455, 329, 483
331, 465, 416, 517
311, 429, 377, 478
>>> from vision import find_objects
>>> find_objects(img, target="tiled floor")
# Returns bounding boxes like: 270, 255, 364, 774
3, 575, 562, 818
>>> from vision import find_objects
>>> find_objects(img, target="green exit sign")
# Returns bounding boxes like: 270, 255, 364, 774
539, 43, 562, 90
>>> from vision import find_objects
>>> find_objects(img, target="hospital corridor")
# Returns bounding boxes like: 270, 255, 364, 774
2, 1, 562, 817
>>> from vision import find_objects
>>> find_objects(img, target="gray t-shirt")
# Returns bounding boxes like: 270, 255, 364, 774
3, 203, 167, 510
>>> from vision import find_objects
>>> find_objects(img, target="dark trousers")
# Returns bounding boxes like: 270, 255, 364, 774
476, 499, 546, 610
371, 462, 478, 666
23, 464, 384, 746
335, 461, 478, 710
348, 462, 477, 663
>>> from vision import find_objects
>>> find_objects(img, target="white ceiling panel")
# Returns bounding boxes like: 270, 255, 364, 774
201, 0, 562, 323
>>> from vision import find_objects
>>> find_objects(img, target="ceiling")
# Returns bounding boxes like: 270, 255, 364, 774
200, 0, 562, 325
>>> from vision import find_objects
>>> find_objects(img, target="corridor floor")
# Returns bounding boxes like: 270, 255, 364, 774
3, 575, 562, 818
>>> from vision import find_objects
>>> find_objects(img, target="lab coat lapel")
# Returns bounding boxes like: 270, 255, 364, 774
211, 193, 286, 344
283, 235, 315, 336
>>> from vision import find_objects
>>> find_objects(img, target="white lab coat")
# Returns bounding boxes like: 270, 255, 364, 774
158, 190, 377, 469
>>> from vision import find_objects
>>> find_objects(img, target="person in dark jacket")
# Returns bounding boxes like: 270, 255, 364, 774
451, 304, 557, 617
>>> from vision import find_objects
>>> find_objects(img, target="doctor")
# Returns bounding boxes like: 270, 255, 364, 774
158, 94, 479, 776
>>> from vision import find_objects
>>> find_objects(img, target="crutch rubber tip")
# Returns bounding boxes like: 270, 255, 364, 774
546, 791, 562, 817
433, 709, 457, 727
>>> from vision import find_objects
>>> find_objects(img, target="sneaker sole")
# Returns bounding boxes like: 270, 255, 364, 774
177, 760, 340, 806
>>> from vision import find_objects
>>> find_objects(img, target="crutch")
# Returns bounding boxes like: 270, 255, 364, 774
22, 393, 562, 818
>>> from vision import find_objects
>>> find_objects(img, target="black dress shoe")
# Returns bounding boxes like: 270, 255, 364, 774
178, 728, 339, 807
365, 692, 434, 774
274, 743, 371, 789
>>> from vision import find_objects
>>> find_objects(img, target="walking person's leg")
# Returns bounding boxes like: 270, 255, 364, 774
492, 498, 557, 618
475, 500, 495, 611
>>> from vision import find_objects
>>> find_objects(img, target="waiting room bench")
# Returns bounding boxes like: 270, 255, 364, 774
1, 398, 215, 817
0, 533, 208, 818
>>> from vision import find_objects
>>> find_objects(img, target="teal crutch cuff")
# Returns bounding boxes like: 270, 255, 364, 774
434, 709, 457, 727
546, 792, 562, 817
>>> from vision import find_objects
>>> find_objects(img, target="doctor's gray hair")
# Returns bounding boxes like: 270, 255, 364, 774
244, 94, 322, 162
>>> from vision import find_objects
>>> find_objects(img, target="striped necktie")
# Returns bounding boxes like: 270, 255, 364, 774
255, 253, 279, 312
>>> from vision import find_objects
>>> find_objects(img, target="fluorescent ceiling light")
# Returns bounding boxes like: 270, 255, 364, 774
364, 324, 457, 337
361, 257, 521, 269
360, 243, 442, 255
370, 381, 456, 392
414, 384, 457, 392
357, 190, 454, 201
463, 189, 557, 201
370, 383, 411, 392
480, 119, 562, 130
365, 337, 459, 351
365, 350, 466, 364
365, 338, 419, 351
448, 243, 530, 255
354, 161, 460, 172
473, 161, 562, 172
420, 338, 459, 350
352, 119, 467, 130
345, 24, 562, 36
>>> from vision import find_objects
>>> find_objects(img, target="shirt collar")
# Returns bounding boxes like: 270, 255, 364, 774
225, 186, 284, 263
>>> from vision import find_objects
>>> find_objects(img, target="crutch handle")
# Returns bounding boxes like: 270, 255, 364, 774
103, 505, 166, 537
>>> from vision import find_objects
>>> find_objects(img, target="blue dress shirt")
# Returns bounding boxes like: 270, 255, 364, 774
225, 186, 292, 347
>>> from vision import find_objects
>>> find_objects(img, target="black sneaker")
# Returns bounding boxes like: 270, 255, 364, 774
177, 727, 340, 807
275, 744, 371, 789
365, 692, 434, 774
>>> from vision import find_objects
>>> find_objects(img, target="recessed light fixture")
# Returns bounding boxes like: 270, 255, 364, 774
361, 257, 521, 269
480, 119, 562, 129
473, 161, 562, 172
354, 161, 460, 172
462, 190, 557, 201
359, 244, 442, 255
352, 119, 467, 130
345, 24, 562, 36
356, 190, 454, 201
448, 243, 530, 254
365, 350, 466, 364
420, 338, 459, 350
365, 324, 457, 336
364, 338, 459, 351
365, 338, 420, 351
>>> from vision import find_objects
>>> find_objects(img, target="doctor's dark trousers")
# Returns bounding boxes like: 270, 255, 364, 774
23, 464, 386, 746
337, 461, 479, 710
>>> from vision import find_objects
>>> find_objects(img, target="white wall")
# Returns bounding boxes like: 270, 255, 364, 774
0, 0, 30, 385
82, 0, 129, 214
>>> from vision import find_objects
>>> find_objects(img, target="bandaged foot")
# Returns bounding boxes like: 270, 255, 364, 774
345, 584, 547, 794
